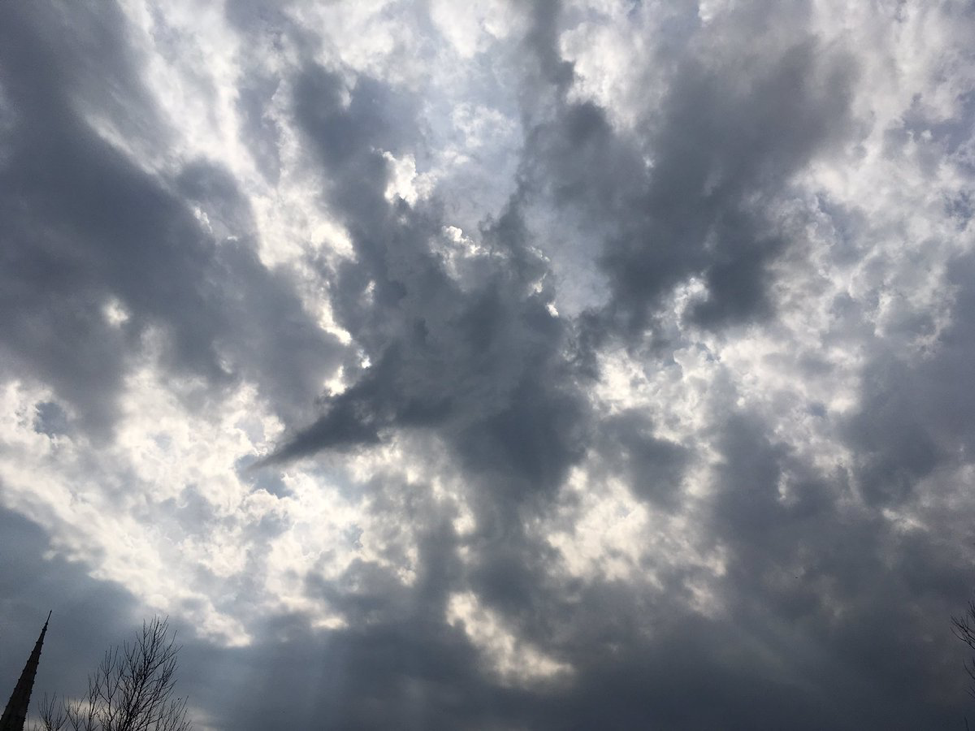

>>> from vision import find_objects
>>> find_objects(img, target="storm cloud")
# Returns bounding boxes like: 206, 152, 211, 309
2, 1, 975, 729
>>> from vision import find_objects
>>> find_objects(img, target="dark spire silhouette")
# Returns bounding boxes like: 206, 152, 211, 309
0, 612, 51, 731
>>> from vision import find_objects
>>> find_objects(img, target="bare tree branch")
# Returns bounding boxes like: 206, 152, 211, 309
952, 600, 975, 699
36, 618, 191, 731
30, 693, 68, 731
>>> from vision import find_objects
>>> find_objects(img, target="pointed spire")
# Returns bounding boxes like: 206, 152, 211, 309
0, 612, 51, 731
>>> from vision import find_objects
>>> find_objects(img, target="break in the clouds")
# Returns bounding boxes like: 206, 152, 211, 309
2, 0, 975, 728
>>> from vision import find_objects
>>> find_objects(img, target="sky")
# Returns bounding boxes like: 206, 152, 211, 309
1, 0, 975, 728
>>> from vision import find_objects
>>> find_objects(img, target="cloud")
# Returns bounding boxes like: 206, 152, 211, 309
0, 1, 343, 439
518, 2, 858, 338
2, 0, 975, 729
264, 63, 591, 507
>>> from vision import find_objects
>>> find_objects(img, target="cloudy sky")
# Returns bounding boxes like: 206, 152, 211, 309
1, 0, 975, 728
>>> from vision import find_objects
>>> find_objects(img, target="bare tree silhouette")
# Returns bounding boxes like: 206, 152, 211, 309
32, 617, 191, 731
953, 599, 975, 699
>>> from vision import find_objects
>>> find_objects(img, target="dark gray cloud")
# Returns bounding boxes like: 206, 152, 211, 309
0, 0, 342, 437
266, 64, 591, 506
2, 1, 975, 729
0, 505, 143, 710
839, 253, 975, 508
698, 408, 973, 728
516, 3, 857, 339
595, 409, 689, 509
